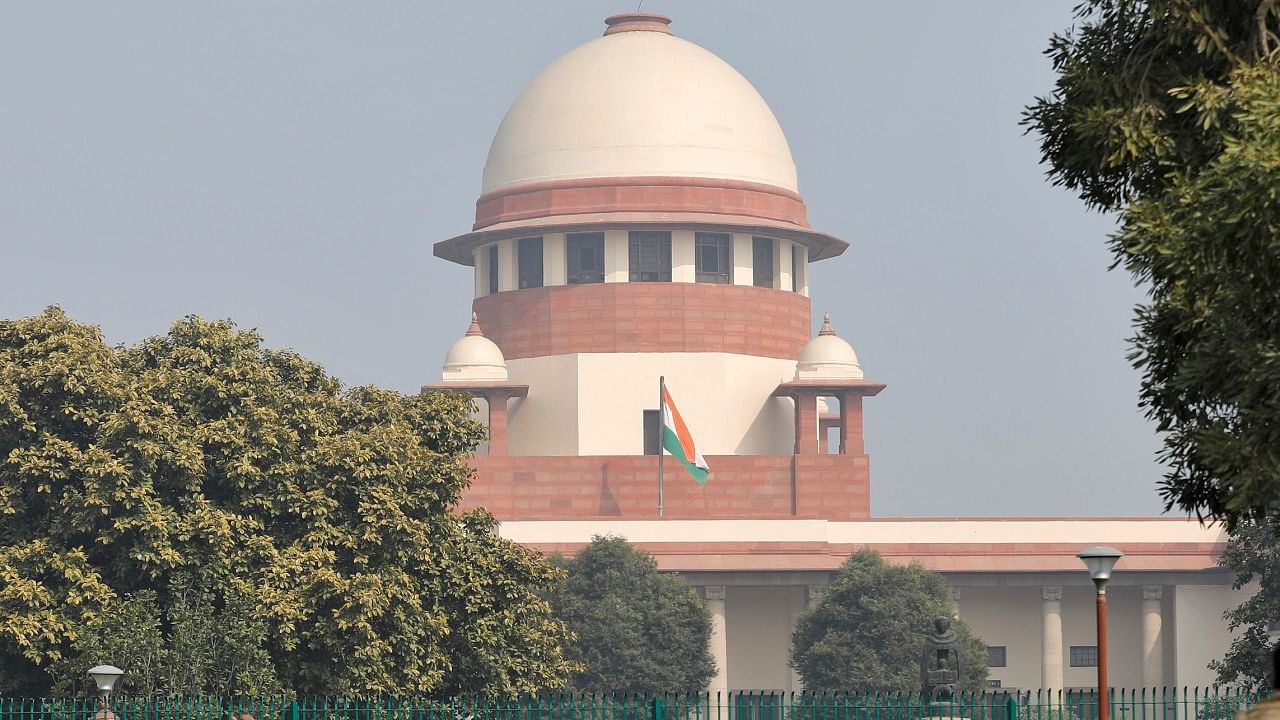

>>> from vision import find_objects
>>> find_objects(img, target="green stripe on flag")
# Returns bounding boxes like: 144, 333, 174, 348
662, 426, 709, 485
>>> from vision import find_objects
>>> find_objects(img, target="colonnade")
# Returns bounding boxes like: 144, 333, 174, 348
691, 582, 1169, 692
1039, 585, 1164, 690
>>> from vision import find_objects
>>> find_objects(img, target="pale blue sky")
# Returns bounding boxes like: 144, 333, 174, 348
0, 2, 1168, 517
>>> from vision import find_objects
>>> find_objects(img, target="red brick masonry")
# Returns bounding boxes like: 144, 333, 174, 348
473, 282, 811, 360
460, 453, 871, 521
473, 176, 809, 231
526, 540, 1229, 574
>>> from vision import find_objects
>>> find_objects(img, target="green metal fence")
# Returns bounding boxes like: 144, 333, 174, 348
0, 690, 1267, 720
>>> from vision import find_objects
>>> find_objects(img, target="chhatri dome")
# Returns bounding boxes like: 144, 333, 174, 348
795, 313, 864, 380
482, 13, 797, 194
441, 313, 507, 381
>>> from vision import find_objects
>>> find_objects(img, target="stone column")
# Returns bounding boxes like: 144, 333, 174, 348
1142, 586, 1164, 688
839, 392, 864, 455
705, 585, 729, 694
818, 417, 837, 454
484, 391, 510, 456
793, 391, 819, 455
1042, 586, 1064, 691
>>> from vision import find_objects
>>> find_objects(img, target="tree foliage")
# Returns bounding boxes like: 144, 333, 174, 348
548, 536, 714, 694
1024, 1, 1280, 528
791, 550, 986, 693
1210, 520, 1280, 690
0, 307, 573, 696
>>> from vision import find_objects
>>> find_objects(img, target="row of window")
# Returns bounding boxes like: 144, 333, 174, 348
984, 645, 1098, 668
485, 231, 804, 294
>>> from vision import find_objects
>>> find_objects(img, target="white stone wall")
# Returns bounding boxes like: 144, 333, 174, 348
1173, 585, 1241, 687
506, 352, 798, 456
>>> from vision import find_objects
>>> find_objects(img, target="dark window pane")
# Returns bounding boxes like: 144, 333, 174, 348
488, 244, 499, 294
695, 232, 731, 284
986, 646, 1007, 668
753, 236, 774, 288
643, 409, 660, 455
1069, 646, 1098, 667
567, 232, 605, 284
517, 236, 543, 289
629, 231, 672, 282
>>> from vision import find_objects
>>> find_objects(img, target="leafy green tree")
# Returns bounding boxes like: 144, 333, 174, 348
0, 307, 573, 696
42, 576, 283, 696
791, 549, 986, 692
1210, 520, 1280, 690
549, 535, 714, 693
1024, 1, 1280, 528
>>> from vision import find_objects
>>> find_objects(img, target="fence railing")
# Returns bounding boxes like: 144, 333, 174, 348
0, 689, 1268, 720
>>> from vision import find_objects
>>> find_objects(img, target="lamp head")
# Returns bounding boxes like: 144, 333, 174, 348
86, 665, 123, 696
1077, 546, 1124, 590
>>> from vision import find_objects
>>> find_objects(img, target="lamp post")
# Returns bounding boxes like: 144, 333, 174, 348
86, 665, 123, 720
1078, 546, 1124, 720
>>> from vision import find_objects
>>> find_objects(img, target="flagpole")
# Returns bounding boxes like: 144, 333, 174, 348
658, 375, 665, 518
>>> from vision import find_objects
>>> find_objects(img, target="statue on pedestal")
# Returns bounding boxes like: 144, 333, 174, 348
921, 616, 963, 703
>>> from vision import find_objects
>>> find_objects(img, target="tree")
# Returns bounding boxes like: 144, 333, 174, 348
548, 535, 715, 694
791, 549, 986, 693
1210, 519, 1280, 690
0, 307, 573, 696
1024, 1, 1280, 528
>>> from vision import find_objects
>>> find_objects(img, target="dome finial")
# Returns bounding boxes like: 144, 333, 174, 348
603, 12, 673, 36
466, 312, 484, 337
819, 312, 836, 336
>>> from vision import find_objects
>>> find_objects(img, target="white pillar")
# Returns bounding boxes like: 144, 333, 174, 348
705, 585, 729, 693
672, 230, 695, 283
604, 230, 628, 283
1042, 586, 1064, 691
731, 233, 753, 286
950, 586, 961, 619
473, 246, 488, 298
1142, 586, 1164, 688
543, 233, 566, 287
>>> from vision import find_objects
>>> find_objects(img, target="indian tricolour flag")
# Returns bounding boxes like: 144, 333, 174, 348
661, 384, 710, 485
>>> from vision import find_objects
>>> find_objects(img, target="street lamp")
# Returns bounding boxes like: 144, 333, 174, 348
86, 665, 123, 720
1078, 546, 1124, 720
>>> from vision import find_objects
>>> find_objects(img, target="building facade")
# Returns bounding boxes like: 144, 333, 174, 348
427, 12, 1242, 693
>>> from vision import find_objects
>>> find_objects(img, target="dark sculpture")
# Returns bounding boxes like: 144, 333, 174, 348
921, 616, 962, 702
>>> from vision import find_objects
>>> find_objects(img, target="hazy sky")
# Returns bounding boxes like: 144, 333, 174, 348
0, 2, 1172, 518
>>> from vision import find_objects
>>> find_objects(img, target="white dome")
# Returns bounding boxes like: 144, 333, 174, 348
481, 16, 798, 195
442, 315, 508, 381
795, 315, 863, 380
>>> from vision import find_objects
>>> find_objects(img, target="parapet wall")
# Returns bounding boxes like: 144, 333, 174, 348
460, 453, 870, 520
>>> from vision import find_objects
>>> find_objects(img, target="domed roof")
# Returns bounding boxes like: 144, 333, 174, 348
481, 13, 798, 195
442, 314, 508, 381
796, 314, 863, 380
